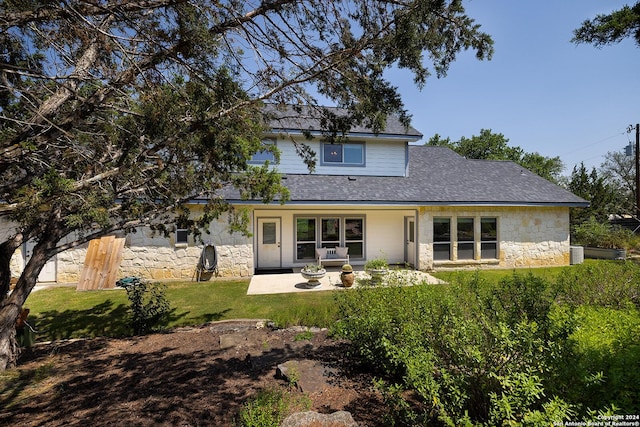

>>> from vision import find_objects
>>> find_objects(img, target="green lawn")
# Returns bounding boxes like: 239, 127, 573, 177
25, 279, 339, 341
24, 262, 598, 342
429, 264, 572, 283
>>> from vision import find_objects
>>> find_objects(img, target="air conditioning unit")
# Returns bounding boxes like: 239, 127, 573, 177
570, 246, 584, 265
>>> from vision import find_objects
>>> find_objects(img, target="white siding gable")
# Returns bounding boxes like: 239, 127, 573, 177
267, 135, 408, 177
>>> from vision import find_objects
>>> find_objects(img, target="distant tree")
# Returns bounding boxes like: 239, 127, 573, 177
572, 3, 640, 47
567, 163, 619, 225
599, 150, 636, 215
0, 1, 494, 370
425, 129, 564, 182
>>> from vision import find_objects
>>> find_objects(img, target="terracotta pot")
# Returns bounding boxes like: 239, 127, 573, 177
340, 271, 354, 287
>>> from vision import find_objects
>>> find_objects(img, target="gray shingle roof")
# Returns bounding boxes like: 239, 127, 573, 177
263, 104, 422, 139
227, 146, 588, 206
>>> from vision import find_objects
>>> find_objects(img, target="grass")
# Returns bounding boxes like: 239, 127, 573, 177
25, 279, 339, 341
429, 263, 575, 283
23, 262, 601, 342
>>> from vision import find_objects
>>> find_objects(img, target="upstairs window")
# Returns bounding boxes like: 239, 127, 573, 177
321, 142, 364, 166
249, 139, 277, 164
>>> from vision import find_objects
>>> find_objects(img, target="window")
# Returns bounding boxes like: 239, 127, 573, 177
262, 222, 276, 244
296, 218, 316, 260
481, 217, 498, 259
295, 215, 365, 261
321, 142, 364, 165
433, 216, 499, 262
249, 139, 277, 164
457, 218, 474, 260
345, 218, 364, 258
321, 218, 340, 247
433, 218, 451, 261
175, 229, 188, 246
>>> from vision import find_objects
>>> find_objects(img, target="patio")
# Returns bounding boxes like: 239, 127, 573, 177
247, 266, 444, 295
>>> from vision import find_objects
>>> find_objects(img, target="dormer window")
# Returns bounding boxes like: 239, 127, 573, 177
321, 142, 364, 166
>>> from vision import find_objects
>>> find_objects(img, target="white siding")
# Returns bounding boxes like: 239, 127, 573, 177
270, 136, 407, 176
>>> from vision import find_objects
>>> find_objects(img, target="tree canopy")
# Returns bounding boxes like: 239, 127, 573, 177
566, 162, 620, 225
0, 0, 493, 369
572, 2, 640, 47
599, 149, 636, 215
425, 129, 564, 183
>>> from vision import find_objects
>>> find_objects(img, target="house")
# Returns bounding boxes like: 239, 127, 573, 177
8, 106, 588, 283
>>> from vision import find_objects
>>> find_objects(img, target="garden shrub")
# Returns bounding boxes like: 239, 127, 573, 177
236, 386, 311, 427
117, 277, 172, 335
335, 265, 640, 425
555, 261, 640, 309
334, 273, 575, 426
572, 217, 636, 249
561, 306, 640, 414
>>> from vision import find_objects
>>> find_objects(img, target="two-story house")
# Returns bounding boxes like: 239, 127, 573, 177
10, 106, 588, 284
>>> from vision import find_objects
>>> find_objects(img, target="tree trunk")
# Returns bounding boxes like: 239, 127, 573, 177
0, 310, 19, 371
0, 237, 44, 371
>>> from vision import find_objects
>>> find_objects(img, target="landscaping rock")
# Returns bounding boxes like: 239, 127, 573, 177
276, 359, 338, 393
280, 410, 358, 427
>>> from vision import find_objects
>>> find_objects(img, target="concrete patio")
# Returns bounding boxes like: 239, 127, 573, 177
247, 267, 444, 295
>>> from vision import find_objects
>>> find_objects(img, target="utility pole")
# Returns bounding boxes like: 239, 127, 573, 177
637, 124, 640, 219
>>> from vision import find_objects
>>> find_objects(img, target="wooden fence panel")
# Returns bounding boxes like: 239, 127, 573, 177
77, 236, 125, 291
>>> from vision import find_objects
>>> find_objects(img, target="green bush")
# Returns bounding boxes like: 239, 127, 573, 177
236, 387, 311, 427
335, 265, 640, 425
117, 277, 171, 335
334, 273, 575, 426
573, 217, 636, 249
555, 261, 640, 309
560, 306, 640, 414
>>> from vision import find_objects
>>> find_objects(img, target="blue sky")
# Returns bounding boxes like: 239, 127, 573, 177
394, 0, 640, 175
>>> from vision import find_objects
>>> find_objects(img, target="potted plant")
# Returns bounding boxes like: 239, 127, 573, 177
365, 257, 389, 283
300, 263, 326, 287
340, 264, 355, 287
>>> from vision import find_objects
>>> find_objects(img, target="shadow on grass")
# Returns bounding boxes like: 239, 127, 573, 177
34, 300, 131, 340
32, 301, 233, 341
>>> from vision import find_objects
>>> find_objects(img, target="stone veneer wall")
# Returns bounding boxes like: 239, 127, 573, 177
56, 243, 253, 283
418, 206, 571, 271
54, 216, 254, 283
4, 211, 254, 283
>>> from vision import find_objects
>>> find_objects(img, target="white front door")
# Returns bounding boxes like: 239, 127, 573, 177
405, 216, 416, 268
257, 217, 281, 269
24, 241, 57, 282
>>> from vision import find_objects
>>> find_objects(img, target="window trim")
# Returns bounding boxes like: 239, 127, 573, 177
294, 214, 366, 262
457, 217, 475, 260
480, 217, 498, 259
248, 139, 278, 165
433, 217, 452, 261
320, 142, 365, 166
433, 215, 499, 263
175, 228, 189, 247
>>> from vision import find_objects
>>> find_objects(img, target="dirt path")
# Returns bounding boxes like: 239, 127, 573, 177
0, 321, 386, 426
